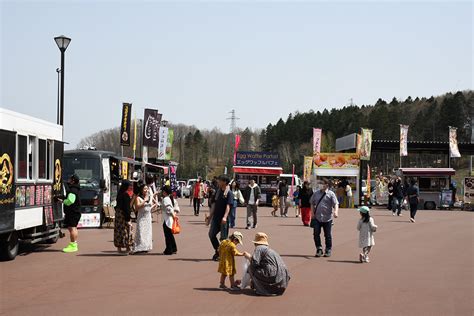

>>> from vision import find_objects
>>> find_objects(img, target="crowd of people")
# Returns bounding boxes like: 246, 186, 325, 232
56, 172, 422, 296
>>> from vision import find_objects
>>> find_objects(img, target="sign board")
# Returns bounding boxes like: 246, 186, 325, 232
78, 213, 101, 228
235, 152, 280, 167
313, 153, 360, 169
335, 133, 357, 152
464, 177, 474, 204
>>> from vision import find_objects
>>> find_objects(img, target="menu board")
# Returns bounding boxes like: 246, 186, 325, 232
464, 177, 474, 204
29, 186, 35, 206
44, 186, 52, 204
15, 186, 26, 207
35, 185, 44, 205
44, 206, 54, 225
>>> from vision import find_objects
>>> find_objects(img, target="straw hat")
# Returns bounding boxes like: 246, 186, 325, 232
252, 232, 269, 246
232, 231, 243, 245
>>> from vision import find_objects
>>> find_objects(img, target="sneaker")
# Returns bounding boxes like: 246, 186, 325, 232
392, 212, 396, 216
410, 218, 415, 223
284, 214, 288, 218
252, 225, 257, 229
212, 253, 220, 261
359, 253, 364, 263
219, 284, 228, 290
315, 248, 323, 257
365, 256, 370, 263
324, 249, 332, 257
398, 213, 403, 217
245, 226, 251, 230
62, 242, 78, 253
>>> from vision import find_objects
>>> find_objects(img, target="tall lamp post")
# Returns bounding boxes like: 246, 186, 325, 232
54, 35, 71, 126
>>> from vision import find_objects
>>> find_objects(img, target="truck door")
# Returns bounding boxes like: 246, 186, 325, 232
102, 158, 111, 205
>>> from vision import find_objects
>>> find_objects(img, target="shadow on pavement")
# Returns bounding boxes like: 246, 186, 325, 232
279, 224, 306, 227
78, 253, 128, 257
194, 288, 225, 292
280, 254, 314, 259
327, 260, 361, 264
170, 258, 213, 262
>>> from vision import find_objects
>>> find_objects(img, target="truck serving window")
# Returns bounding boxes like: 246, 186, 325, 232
38, 139, 46, 179
17, 135, 28, 179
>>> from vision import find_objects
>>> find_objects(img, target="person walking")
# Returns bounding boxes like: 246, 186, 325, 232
299, 181, 312, 226
278, 180, 289, 217
244, 178, 261, 229
58, 174, 82, 253
387, 178, 394, 211
293, 186, 301, 217
114, 180, 134, 255
392, 177, 404, 216
207, 175, 233, 261
131, 184, 153, 254
406, 179, 420, 223
192, 177, 205, 216
357, 206, 378, 263
161, 186, 179, 255
310, 178, 339, 258
229, 181, 244, 228
346, 182, 353, 208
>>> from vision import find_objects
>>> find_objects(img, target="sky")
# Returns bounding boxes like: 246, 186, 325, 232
1, 1, 472, 149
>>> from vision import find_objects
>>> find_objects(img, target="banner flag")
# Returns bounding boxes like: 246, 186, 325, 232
313, 128, 322, 154
449, 127, 461, 158
120, 103, 132, 146
360, 128, 373, 161
234, 135, 241, 165
165, 129, 174, 160
400, 125, 409, 157
303, 156, 313, 182
157, 127, 169, 160
142, 109, 160, 147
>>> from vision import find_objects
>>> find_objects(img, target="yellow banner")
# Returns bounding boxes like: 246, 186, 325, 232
313, 153, 360, 169
121, 161, 128, 179
303, 156, 313, 182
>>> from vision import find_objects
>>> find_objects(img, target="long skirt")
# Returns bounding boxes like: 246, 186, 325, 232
133, 207, 152, 252
114, 210, 133, 249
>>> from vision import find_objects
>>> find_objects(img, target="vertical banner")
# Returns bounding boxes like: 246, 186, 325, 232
120, 103, 132, 146
234, 134, 241, 164
165, 129, 174, 161
356, 134, 362, 155
121, 161, 128, 179
449, 127, 461, 158
170, 165, 178, 193
360, 128, 373, 161
133, 118, 138, 159
0, 130, 16, 232
52, 140, 64, 221
313, 128, 322, 154
303, 156, 313, 182
290, 164, 295, 196
157, 127, 169, 160
142, 109, 160, 147
400, 125, 409, 157
367, 164, 371, 201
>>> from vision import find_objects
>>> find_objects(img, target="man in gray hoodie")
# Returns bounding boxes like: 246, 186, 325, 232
245, 178, 261, 229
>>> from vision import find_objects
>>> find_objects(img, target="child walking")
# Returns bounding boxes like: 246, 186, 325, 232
218, 231, 245, 290
271, 194, 280, 217
357, 206, 377, 263
293, 186, 301, 217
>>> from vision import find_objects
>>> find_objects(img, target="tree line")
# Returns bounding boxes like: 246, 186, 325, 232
78, 90, 472, 179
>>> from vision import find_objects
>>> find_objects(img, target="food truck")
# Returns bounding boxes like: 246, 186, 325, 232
313, 153, 361, 206
0, 108, 64, 260
233, 151, 283, 205
398, 168, 455, 210
63, 149, 140, 228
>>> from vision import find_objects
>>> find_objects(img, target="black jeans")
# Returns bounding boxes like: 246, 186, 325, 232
208, 219, 228, 252
163, 222, 177, 254
313, 219, 333, 251
392, 197, 402, 215
410, 203, 418, 219
193, 198, 201, 215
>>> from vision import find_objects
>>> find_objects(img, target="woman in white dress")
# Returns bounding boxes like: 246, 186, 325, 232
132, 184, 153, 254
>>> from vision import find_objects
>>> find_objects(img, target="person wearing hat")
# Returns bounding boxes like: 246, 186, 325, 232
357, 206, 378, 263
217, 231, 245, 290
207, 175, 234, 261
57, 174, 82, 253
243, 232, 290, 296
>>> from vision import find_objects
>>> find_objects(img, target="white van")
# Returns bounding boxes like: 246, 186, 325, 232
279, 174, 302, 189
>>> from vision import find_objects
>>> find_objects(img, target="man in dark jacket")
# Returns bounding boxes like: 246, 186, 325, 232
58, 174, 82, 253
244, 178, 261, 229
392, 177, 404, 216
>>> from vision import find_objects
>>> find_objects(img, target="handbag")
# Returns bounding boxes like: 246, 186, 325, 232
171, 215, 181, 234
310, 192, 327, 228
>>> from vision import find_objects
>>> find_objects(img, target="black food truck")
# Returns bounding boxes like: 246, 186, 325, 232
0, 108, 64, 260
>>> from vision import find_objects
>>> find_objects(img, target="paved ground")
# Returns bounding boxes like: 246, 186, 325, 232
1, 200, 473, 315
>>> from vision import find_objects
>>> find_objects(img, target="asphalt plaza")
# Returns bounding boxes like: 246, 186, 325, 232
1, 200, 473, 315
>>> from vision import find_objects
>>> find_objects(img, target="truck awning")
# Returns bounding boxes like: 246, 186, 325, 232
399, 168, 455, 176
233, 166, 283, 175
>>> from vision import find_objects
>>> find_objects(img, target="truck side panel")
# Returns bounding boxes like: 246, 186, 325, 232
0, 130, 16, 234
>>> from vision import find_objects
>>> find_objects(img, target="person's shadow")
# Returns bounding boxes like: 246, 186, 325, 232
194, 288, 258, 296
327, 260, 361, 264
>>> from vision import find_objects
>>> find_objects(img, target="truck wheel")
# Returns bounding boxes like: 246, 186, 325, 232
0, 231, 19, 261
424, 201, 436, 210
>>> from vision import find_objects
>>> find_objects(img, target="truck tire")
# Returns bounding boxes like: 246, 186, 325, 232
424, 201, 436, 210
0, 231, 19, 261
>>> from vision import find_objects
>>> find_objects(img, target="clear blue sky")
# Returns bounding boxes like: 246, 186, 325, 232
1, 1, 472, 148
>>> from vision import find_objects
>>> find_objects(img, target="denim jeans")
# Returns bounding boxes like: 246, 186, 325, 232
313, 219, 333, 250
392, 197, 402, 215
229, 200, 237, 228
246, 204, 258, 228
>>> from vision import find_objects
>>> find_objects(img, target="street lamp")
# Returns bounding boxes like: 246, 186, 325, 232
54, 35, 71, 126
